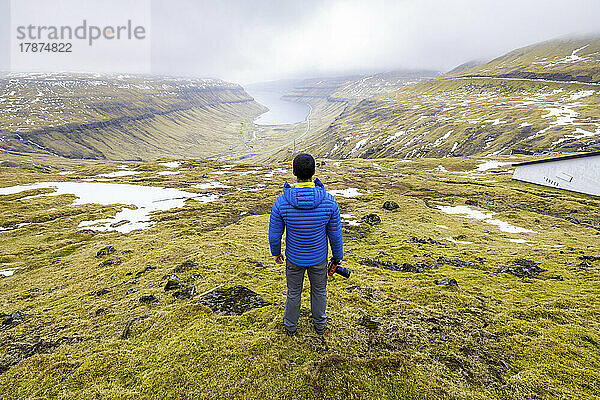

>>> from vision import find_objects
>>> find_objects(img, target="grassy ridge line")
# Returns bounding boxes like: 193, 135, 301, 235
450, 36, 600, 84
0, 155, 599, 398
0, 73, 267, 160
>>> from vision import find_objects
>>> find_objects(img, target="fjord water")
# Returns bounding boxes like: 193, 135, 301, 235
244, 82, 310, 125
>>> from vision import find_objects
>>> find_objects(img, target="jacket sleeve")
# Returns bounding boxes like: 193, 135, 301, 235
326, 197, 344, 261
268, 200, 285, 256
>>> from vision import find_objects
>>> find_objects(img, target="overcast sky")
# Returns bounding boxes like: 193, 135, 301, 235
151, 0, 600, 83
3, 0, 600, 83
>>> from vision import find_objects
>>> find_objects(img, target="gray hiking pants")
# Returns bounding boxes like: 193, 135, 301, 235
284, 258, 328, 332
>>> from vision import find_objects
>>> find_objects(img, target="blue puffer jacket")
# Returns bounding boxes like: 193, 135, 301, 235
268, 178, 343, 267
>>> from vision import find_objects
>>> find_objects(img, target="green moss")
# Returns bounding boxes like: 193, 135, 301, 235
0, 155, 598, 399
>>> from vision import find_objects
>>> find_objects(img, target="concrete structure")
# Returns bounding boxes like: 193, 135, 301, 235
512, 151, 600, 196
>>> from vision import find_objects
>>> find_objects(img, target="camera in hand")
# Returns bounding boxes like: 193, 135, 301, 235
328, 258, 351, 278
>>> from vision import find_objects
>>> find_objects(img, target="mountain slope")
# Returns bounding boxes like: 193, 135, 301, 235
287, 37, 600, 160
452, 35, 600, 83
0, 73, 266, 160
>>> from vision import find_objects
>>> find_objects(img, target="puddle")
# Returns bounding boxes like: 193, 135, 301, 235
197, 285, 269, 315
0, 182, 218, 233
437, 205, 536, 234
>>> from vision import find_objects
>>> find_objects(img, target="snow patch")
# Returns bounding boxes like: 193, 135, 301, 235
0, 182, 217, 233
329, 188, 366, 197
475, 160, 511, 172
159, 161, 181, 169
194, 181, 231, 189
436, 205, 536, 234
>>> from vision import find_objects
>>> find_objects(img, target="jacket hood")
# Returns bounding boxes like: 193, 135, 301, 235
282, 178, 326, 210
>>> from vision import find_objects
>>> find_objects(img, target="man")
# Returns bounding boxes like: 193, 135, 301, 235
268, 153, 344, 336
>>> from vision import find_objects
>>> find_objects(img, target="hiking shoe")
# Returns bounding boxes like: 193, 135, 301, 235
285, 328, 297, 337
315, 326, 325, 335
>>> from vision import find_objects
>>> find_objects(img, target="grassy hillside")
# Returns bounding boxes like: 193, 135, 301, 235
0, 73, 266, 160
0, 153, 599, 399
451, 36, 600, 83
287, 37, 600, 161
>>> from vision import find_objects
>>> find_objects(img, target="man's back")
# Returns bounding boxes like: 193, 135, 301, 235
268, 178, 343, 267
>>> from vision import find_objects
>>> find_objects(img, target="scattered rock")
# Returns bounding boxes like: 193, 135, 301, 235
122, 315, 152, 339
580, 255, 600, 262
164, 275, 181, 291
100, 259, 114, 266
139, 295, 157, 304
27, 288, 40, 293
412, 237, 444, 246
174, 260, 198, 273
94, 308, 107, 316
135, 265, 156, 279
435, 256, 479, 269
382, 201, 399, 211
188, 273, 202, 282
435, 278, 458, 287
566, 216, 581, 224
361, 214, 381, 226
358, 258, 436, 273
549, 275, 564, 281
358, 315, 382, 330
95, 289, 109, 296
126, 287, 138, 295
121, 250, 133, 254
173, 286, 196, 299
96, 246, 116, 258
109, 220, 129, 228
1, 311, 25, 330
581, 335, 599, 348
465, 199, 482, 207
499, 258, 546, 278
197, 285, 269, 316
0, 336, 83, 372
